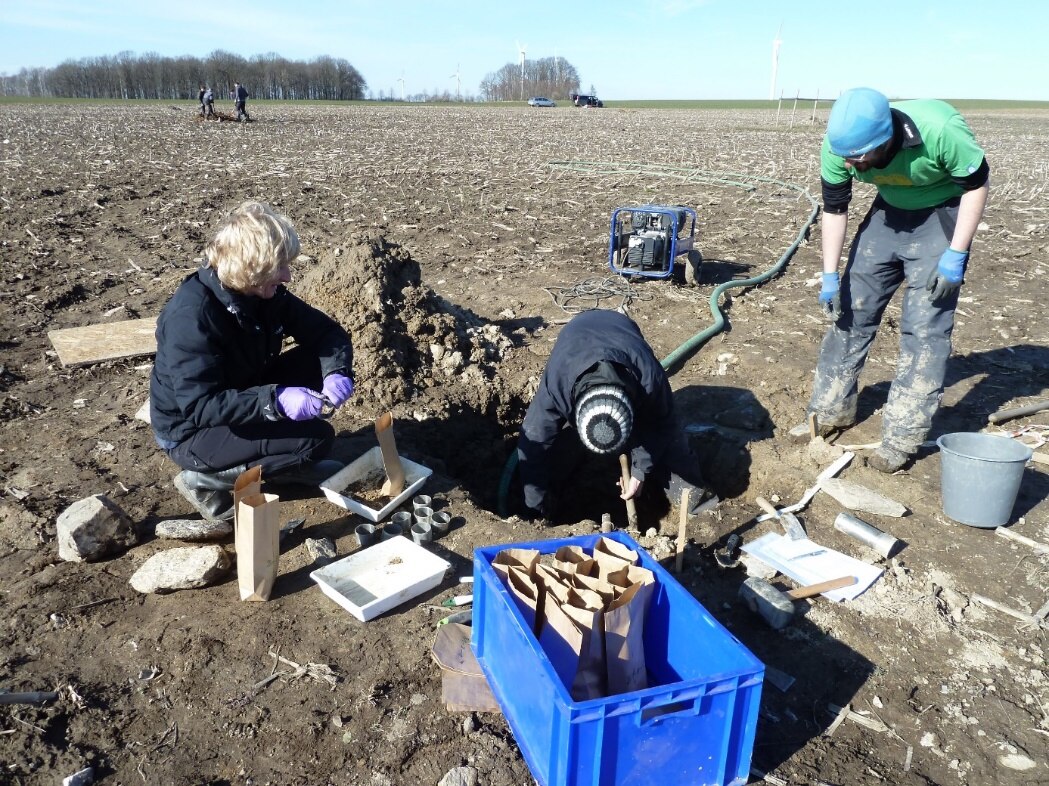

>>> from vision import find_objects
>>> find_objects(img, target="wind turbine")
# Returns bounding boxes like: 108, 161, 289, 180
769, 25, 782, 101
450, 63, 461, 101
397, 73, 405, 101
516, 40, 527, 100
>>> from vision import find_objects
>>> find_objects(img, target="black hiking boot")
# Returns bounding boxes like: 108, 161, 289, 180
173, 464, 248, 521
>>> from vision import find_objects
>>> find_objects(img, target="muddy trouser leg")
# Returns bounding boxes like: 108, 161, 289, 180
808, 204, 904, 427
881, 205, 957, 455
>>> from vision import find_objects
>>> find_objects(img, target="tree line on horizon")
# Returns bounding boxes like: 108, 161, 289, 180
0, 50, 366, 101
0, 50, 587, 104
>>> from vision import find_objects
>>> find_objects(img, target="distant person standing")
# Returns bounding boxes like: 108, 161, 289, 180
795, 87, 989, 473
197, 84, 206, 117
234, 82, 250, 122
202, 85, 215, 118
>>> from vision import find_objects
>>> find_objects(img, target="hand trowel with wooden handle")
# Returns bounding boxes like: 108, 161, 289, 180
374, 412, 406, 497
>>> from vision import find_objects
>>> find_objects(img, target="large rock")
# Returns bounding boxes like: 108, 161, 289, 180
155, 518, 232, 542
129, 545, 231, 594
56, 495, 137, 562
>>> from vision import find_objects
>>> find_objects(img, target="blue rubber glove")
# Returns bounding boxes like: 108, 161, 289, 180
926, 248, 968, 303
276, 387, 323, 421
322, 373, 354, 407
818, 271, 841, 320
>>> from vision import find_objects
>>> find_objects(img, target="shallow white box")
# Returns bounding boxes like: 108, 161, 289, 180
320, 446, 432, 522
310, 536, 450, 621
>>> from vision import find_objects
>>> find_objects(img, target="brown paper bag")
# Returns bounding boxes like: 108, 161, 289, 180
592, 537, 639, 579
232, 465, 263, 535
492, 548, 540, 580
234, 491, 280, 601
536, 576, 608, 701
604, 569, 655, 694
561, 598, 606, 701
506, 565, 543, 635
552, 545, 597, 577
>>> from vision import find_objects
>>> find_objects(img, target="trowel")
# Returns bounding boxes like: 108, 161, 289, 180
756, 496, 806, 541
374, 412, 406, 497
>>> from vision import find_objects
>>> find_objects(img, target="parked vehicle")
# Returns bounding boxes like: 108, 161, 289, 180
569, 92, 603, 108
527, 96, 556, 107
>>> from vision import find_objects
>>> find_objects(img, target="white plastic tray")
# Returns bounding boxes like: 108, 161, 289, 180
309, 536, 450, 621
320, 446, 432, 522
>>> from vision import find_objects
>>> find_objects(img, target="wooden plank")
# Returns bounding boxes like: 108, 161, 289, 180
47, 317, 157, 367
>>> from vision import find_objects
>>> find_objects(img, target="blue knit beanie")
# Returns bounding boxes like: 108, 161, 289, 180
827, 88, 893, 157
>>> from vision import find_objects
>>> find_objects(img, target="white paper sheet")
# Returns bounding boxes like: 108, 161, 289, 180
740, 532, 883, 602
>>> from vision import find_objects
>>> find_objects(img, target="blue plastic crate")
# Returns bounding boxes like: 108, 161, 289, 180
473, 531, 763, 786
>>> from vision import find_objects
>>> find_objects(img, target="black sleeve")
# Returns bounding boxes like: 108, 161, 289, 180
952, 157, 989, 191
821, 177, 852, 214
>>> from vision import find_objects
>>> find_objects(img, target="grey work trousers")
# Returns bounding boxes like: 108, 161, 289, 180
809, 196, 960, 455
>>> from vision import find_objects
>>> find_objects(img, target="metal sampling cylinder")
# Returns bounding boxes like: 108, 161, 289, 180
833, 512, 901, 558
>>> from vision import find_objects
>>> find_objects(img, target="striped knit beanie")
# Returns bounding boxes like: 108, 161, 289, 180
574, 385, 633, 454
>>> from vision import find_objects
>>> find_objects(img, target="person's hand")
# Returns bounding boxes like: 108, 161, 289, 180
926, 247, 968, 303
619, 475, 643, 501
819, 271, 841, 321
322, 373, 354, 407
276, 387, 324, 421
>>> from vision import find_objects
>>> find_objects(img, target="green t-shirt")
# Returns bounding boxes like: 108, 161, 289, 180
821, 99, 986, 211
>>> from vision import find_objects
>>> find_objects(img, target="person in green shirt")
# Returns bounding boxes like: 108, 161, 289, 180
794, 87, 990, 472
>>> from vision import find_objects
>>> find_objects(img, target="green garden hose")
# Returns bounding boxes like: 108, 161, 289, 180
496, 161, 821, 517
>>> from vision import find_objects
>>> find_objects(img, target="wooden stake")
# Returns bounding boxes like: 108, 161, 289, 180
807, 412, 818, 441
995, 526, 1049, 555
675, 487, 689, 573
618, 453, 638, 530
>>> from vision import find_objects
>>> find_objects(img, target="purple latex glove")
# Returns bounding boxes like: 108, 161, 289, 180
276, 386, 323, 421
322, 373, 355, 407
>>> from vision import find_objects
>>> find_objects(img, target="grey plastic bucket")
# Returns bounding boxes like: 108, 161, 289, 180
936, 432, 1032, 527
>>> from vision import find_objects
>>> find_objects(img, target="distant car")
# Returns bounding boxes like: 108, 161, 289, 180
568, 91, 604, 108
527, 96, 556, 107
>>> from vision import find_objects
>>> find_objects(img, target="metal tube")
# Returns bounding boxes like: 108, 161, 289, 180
833, 513, 900, 559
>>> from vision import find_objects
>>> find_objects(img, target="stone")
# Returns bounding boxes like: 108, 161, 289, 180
806, 436, 845, 464
819, 477, 908, 517
438, 767, 478, 786
134, 400, 150, 424
129, 545, 231, 594
56, 494, 137, 562
305, 537, 337, 565
62, 768, 94, 786
154, 518, 232, 542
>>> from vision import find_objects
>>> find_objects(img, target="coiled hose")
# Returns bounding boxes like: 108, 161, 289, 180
496, 161, 821, 517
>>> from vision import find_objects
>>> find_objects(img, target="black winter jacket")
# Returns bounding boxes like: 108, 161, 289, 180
516, 309, 676, 515
150, 266, 352, 446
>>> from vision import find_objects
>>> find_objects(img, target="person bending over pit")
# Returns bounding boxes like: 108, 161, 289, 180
150, 201, 355, 521
516, 308, 711, 522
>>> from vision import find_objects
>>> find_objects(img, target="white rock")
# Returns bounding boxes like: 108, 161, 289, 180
999, 753, 1035, 771
56, 495, 137, 562
305, 537, 337, 564
154, 518, 232, 542
62, 768, 94, 786
820, 478, 908, 517
134, 400, 151, 423
438, 767, 478, 786
129, 545, 231, 594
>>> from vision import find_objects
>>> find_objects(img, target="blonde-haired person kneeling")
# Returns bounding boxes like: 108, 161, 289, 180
149, 201, 354, 520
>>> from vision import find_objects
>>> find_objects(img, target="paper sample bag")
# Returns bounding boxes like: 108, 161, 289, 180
233, 466, 279, 601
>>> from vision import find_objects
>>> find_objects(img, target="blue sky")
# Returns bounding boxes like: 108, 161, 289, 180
1, 0, 1045, 101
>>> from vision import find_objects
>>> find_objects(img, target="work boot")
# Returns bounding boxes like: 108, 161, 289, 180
865, 446, 910, 474
172, 464, 248, 521
269, 459, 345, 487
